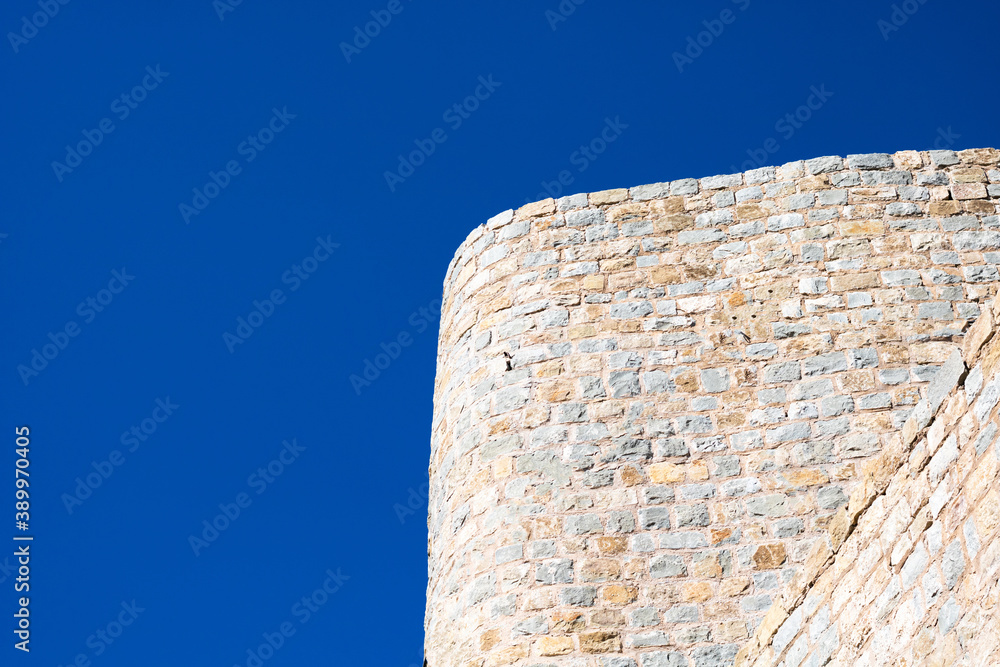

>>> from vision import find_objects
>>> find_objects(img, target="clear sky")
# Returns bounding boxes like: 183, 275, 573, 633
2, 0, 999, 665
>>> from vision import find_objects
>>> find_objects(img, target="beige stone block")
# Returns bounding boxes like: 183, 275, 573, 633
487, 642, 529, 666
965, 199, 996, 215
911, 342, 957, 364
840, 219, 885, 236
755, 601, 789, 644
736, 202, 777, 219
535, 636, 574, 656
894, 150, 923, 169
649, 265, 683, 284
518, 199, 555, 218
929, 200, 964, 216
600, 584, 637, 606
719, 576, 752, 597
682, 581, 714, 602
606, 202, 648, 224
566, 324, 597, 340
648, 463, 684, 484
595, 536, 628, 555
830, 272, 881, 292
590, 188, 628, 205
550, 611, 585, 633
579, 559, 621, 582
975, 490, 1000, 537
828, 508, 852, 551
958, 147, 1000, 165
537, 380, 573, 403
752, 543, 787, 569
590, 609, 625, 627
692, 555, 723, 579
782, 468, 830, 488
840, 370, 876, 393
548, 278, 580, 293
687, 460, 710, 481
480, 627, 502, 652
579, 630, 621, 653
648, 197, 687, 216
952, 167, 987, 183
714, 620, 749, 642
493, 456, 514, 479
964, 309, 994, 364
652, 214, 695, 233
953, 183, 988, 200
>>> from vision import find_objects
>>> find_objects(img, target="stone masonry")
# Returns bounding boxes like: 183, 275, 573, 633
426, 148, 1000, 667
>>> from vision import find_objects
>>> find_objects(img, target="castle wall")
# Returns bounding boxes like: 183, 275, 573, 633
427, 148, 1000, 667
737, 301, 1000, 667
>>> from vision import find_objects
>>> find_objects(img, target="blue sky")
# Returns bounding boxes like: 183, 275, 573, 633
1, 0, 999, 664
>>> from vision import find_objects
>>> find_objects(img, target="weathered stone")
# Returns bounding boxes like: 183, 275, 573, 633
429, 150, 1000, 667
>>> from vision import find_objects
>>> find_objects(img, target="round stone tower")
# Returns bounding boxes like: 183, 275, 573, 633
426, 148, 1000, 667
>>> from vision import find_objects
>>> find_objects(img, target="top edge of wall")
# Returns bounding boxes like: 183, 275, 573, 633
442, 147, 1000, 290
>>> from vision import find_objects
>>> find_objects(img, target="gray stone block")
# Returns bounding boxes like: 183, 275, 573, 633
630, 182, 670, 201
747, 494, 789, 517
802, 352, 848, 377
857, 393, 892, 410
560, 586, 597, 606
702, 368, 730, 393
806, 155, 843, 174
678, 229, 727, 244
610, 371, 640, 397
928, 350, 966, 414
768, 213, 805, 231
766, 422, 811, 443
763, 361, 801, 383
847, 153, 894, 169
691, 644, 739, 667
675, 504, 710, 527
816, 486, 847, 509
639, 507, 671, 530
929, 150, 959, 166
938, 596, 961, 635
650, 554, 687, 577
535, 558, 573, 586
791, 378, 834, 400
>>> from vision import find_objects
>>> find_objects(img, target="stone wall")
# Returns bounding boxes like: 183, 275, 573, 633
735, 299, 1000, 667
426, 148, 1000, 667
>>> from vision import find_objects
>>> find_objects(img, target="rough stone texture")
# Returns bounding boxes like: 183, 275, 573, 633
426, 149, 1000, 667
736, 296, 1000, 667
